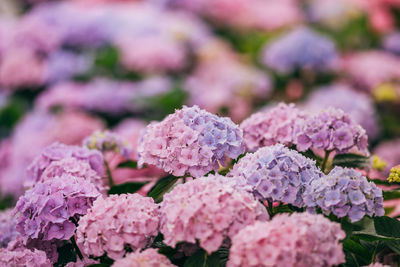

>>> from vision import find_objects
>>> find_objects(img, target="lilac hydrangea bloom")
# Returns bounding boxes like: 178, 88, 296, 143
138, 105, 245, 177
304, 84, 380, 140
25, 142, 105, 189
228, 144, 323, 207
13, 174, 100, 241
294, 107, 369, 155
0, 245, 51, 267
304, 167, 384, 222
83, 130, 131, 158
0, 209, 19, 248
261, 27, 338, 74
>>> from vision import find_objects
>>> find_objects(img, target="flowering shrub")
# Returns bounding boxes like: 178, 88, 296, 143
159, 175, 268, 253
228, 213, 345, 267
304, 167, 384, 222
138, 105, 244, 177
13, 174, 100, 241
76, 194, 159, 260
228, 144, 323, 207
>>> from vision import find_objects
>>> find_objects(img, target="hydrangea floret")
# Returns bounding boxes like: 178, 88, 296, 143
111, 248, 176, 267
83, 130, 131, 158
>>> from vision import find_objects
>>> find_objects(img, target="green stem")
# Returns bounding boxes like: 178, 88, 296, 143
71, 236, 83, 260
104, 160, 114, 187
321, 150, 332, 173
267, 200, 274, 218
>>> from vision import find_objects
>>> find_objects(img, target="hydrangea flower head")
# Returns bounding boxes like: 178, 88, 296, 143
25, 142, 105, 188
0, 209, 19, 248
76, 194, 159, 260
13, 174, 100, 241
261, 27, 338, 73
83, 130, 131, 158
304, 167, 384, 222
111, 248, 176, 267
294, 107, 369, 155
228, 144, 323, 207
228, 213, 345, 267
240, 103, 308, 151
41, 157, 107, 195
0, 246, 51, 267
159, 175, 269, 253
138, 105, 245, 177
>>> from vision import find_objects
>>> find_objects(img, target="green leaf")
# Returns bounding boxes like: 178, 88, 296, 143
184, 249, 220, 267
351, 217, 400, 241
273, 205, 293, 214
299, 149, 323, 165
55, 242, 77, 267
116, 160, 138, 169
332, 153, 370, 169
342, 239, 372, 262
147, 175, 178, 203
374, 216, 400, 238
383, 190, 400, 201
108, 182, 148, 195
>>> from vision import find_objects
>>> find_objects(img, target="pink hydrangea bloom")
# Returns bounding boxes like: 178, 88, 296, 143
111, 248, 176, 267
184, 42, 272, 122
26, 142, 105, 189
159, 175, 269, 254
240, 103, 308, 151
138, 105, 244, 177
116, 35, 186, 73
294, 107, 369, 155
0, 246, 51, 266
342, 51, 400, 90
76, 194, 159, 260
228, 213, 345, 267
0, 110, 103, 197
13, 174, 100, 241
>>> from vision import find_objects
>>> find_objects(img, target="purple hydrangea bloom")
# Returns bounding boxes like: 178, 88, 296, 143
13, 174, 100, 241
304, 84, 380, 140
294, 107, 369, 155
383, 32, 400, 55
83, 130, 131, 158
304, 167, 384, 222
138, 105, 245, 177
0, 209, 19, 248
25, 142, 105, 189
0, 245, 51, 267
228, 144, 323, 207
261, 27, 338, 74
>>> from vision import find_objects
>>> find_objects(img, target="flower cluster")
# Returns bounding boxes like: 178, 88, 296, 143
304, 167, 385, 222
0, 246, 51, 267
76, 194, 159, 260
159, 175, 269, 253
41, 157, 107, 195
228, 144, 323, 207
13, 174, 100, 241
294, 107, 369, 155
112, 249, 176, 267
305, 84, 380, 140
25, 142, 105, 188
138, 105, 245, 177
388, 166, 400, 183
83, 130, 131, 158
0, 209, 19, 248
228, 213, 345, 267
240, 103, 308, 151
261, 27, 338, 74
